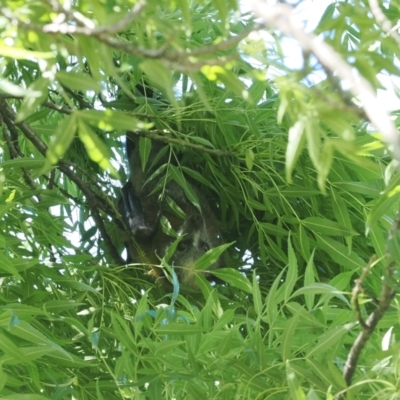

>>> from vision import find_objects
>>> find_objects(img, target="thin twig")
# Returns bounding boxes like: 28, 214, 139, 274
369, 0, 400, 47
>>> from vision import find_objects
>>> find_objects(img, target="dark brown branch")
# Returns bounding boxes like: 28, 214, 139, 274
0, 98, 126, 264
336, 210, 400, 400
337, 266, 396, 399
43, 101, 73, 114
1, 5, 261, 71
0, 105, 39, 192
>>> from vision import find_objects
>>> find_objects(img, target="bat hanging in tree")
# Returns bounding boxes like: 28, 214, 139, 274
118, 132, 223, 288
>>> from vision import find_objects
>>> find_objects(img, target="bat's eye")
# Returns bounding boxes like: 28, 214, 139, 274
200, 241, 210, 252
177, 240, 190, 252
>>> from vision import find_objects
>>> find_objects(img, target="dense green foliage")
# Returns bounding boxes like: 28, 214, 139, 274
1, 0, 400, 398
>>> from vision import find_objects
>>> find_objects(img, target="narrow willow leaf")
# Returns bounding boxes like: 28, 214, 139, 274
0, 251, 22, 278
0, 78, 41, 97
285, 303, 326, 329
140, 60, 177, 107
304, 250, 316, 310
155, 324, 206, 335
266, 269, 286, 328
366, 173, 400, 230
169, 165, 200, 212
245, 148, 255, 170
307, 323, 353, 358
305, 118, 321, 171
317, 140, 334, 193
260, 222, 288, 236
387, 230, 400, 261
302, 217, 356, 236
46, 115, 77, 165
0, 346, 54, 365
0, 333, 25, 361
369, 223, 386, 260
110, 312, 137, 354
334, 181, 380, 196
286, 119, 306, 183
211, 268, 252, 294
298, 224, 311, 261
1, 158, 45, 170
0, 46, 53, 59
331, 189, 352, 230
284, 237, 298, 302
253, 270, 263, 317
281, 314, 300, 361
56, 71, 102, 92
280, 186, 320, 197
201, 65, 245, 97
139, 136, 152, 171
195, 242, 233, 271
8, 320, 71, 359
78, 109, 150, 132
78, 120, 119, 177
292, 283, 349, 306
286, 360, 307, 400
331, 188, 353, 250
315, 234, 364, 270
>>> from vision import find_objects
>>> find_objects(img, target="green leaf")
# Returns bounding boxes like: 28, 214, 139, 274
0, 251, 22, 278
284, 237, 298, 302
265, 269, 286, 327
195, 242, 233, 271
17, 77, 49, 122
302, 217, 357, 236
1, 158, 45, 170
201, 65, 245, 96
56, 71, 102, 92
387, 230, 400, 261
155, 323, 206, 335
140, 60, 177, 107
315, 234, 365, 270
78, 120, 119, 177
45, 115, 77, 165
303, 250, 316, 311
292, 283, 350, 307
286, 360, 307, 400
307, 323, 353, 358
286, 119, 306, 183
245, 148, 255, 170
252, 270, 263, 317
334, 181, 380, 196
139, 137, 152, 171
331, 188, 353, 249
282, 314, 300, 361
211, 268, 252, 294
317, 140, 334, 193
298, 224, 311, 261
366, 172, 400, 230
169, 165, 201, 212
78, 109, 150, 132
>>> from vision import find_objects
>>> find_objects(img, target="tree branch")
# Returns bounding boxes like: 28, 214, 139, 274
250, 1, 400, 168
369, 0, 400, 47
0, 98, 127, 264
335, 207, 400, 400
0, 5, 261, 71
